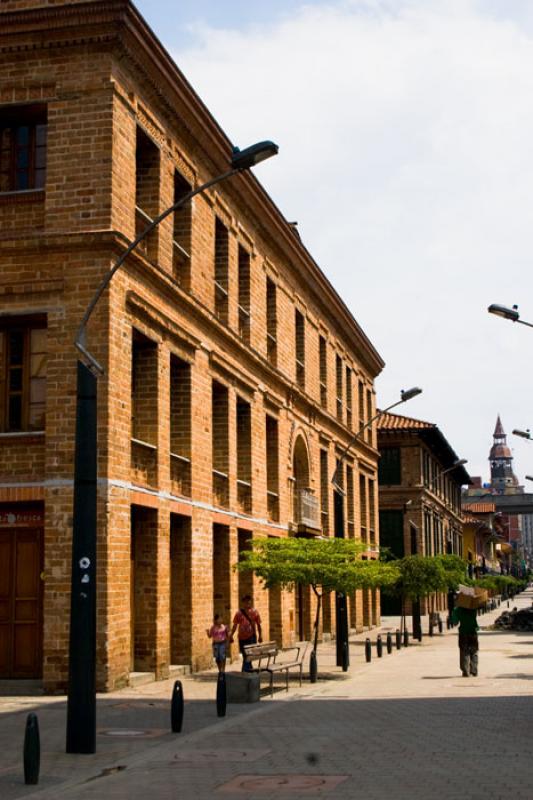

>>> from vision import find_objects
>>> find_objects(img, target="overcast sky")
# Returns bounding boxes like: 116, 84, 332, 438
136, 0, 533, 483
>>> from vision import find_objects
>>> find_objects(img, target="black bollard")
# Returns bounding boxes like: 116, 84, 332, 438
171, 680, 184, 733
365, 638, 372, 663
216, 673, 226, 718
376, 635, 383, 658
446, 616, 451, 630
309, 649, 318, 683
507, 601, 510, 608
342, 641, 349, 673
403, 628, 409, 647
395, 629, 401, 650
24, 713, 40, 786
386, 632, 392, 654
428, 617, 434, 637
438, 617, 443, 634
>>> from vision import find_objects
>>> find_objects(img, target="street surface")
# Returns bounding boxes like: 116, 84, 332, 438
1, 589, 531, 799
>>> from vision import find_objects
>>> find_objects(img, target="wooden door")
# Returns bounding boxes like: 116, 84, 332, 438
0, 528, 43, 678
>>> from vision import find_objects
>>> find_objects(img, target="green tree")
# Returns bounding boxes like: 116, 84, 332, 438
383, 555, 454, 638
235, 537, 398, 655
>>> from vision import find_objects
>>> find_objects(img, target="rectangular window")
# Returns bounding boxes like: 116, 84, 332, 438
368, 479, 376, 544
173, 170, 192, 288
346, 465, 355, 539
0, 104, 47, 193
135, 128, 160, 261
366, 388, 373, 444
320, 449, 329, 535
0, 318, 47, 432
266, 278, 277, 366
336, 355, 343, 422
424, 509, 432, 555
170, 356, 191, 497
238, 245, 251, 344
236, 397, 252, 513
295, 309, 305, 389
131, 330, 158, 487
378, 447, 402, 485
345, 366, 352, 429
212, 381, 229, 508
214, 218, 229, 324
379, 510, 405, 558
131, 330, 158, 445
266, 415, 279, 521
319, 336, 327, 408
358, 379, 365, 430
359, 474, 367, 542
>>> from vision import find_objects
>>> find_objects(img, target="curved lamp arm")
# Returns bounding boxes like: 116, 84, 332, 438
332, 387, 422, 492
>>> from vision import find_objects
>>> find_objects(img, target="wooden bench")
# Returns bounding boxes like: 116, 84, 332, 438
243, 641, 307, 696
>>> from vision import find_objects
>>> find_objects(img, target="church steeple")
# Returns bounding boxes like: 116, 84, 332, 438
489, 415, 519, 493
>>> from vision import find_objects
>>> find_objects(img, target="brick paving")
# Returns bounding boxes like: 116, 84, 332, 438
1, 589, 532, 799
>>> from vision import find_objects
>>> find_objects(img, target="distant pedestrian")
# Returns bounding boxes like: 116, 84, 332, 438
207, 614, 229, 673
452, 605, 479, 677
229, 595, 262, 672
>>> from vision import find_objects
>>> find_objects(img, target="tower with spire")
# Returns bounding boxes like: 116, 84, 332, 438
489, 415, 520, 494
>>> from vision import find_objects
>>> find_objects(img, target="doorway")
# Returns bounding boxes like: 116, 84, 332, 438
170, 514, 192, 666
0, 519, 43, 679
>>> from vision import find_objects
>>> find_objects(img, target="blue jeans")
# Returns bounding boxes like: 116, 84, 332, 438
239, 635, 256, 672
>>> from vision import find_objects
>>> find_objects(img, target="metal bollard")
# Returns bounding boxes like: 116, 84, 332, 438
428, 617, 434, 637
365, 638, 372, 662
216, 672, 227, 718
171, 680, 184, 733
342, 641, 349, 673
395, 629, 401, 650
386, 632, 392, 654
438, 617, 443, 634
309, 649, 318, 683
376, 635, 383, 658
23, 713, 40, 786
403, 628, 409, 647
446, 616, 451, 630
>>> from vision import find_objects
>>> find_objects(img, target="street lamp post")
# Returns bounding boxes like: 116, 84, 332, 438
513, 428, 531, 440
487, 304, 533, 329
66, 141, 278, 754
330, 386, 422, 668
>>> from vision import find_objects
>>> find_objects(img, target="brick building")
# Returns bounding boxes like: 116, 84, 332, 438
0, 0, 384, 690
377, 411, 469, 615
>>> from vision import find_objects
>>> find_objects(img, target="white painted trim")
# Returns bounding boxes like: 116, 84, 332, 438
0, 477, 288, 531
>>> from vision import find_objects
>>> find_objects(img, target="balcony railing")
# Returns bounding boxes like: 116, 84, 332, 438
294, 489, 320, 530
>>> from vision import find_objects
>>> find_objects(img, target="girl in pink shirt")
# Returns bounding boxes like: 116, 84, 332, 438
207, 614, 229, 672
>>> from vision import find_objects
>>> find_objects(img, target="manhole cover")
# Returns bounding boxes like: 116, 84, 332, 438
174, 749, 270, 763
217, 775, 348, 794
98, 729, 166, 738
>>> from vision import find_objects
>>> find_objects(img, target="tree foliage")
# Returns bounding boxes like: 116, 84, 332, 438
235, 537, 398, 595
433, 554, 469, 590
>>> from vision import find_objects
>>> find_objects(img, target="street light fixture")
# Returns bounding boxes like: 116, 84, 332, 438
488, 304, 533, 329
525, 475, 533, 482
513, 429, 531, 440
66, 140, 278, 754
330, 386, 422, 669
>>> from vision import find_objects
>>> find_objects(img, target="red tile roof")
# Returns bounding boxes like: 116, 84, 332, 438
462, 502, 496, 513
377, 411, 435, 431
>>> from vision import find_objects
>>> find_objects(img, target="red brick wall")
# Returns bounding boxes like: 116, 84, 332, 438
0, 1, 383, 689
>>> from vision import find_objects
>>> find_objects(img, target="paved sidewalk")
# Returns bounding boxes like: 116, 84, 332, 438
1, 589, 532, 799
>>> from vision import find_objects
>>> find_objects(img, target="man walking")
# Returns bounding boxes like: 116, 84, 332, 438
452, 604, 479, 677
229, 595, 262, 672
